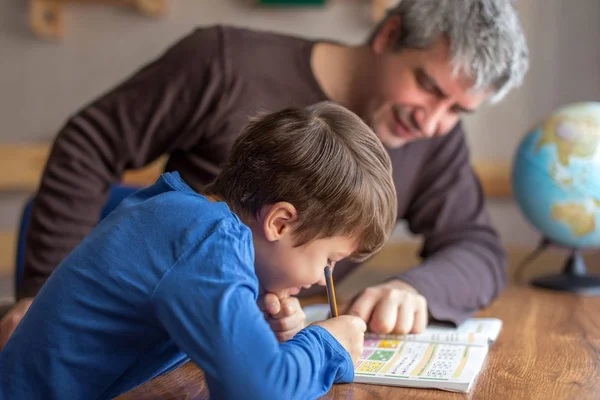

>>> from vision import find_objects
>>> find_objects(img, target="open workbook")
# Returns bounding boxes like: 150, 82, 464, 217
303, 304, 502, 393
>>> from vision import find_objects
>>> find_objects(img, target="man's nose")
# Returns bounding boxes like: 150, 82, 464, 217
414, 105, 446, 137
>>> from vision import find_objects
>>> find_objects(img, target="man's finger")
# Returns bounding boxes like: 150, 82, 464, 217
0, 325, 10, 350
346, 288, 380, 322
368, 292, 399, 333
411, 296, 428, 333
393, 300, 415, 334
0, 315, 18, 350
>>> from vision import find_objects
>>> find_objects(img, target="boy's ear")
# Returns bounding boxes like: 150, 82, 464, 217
262, 202, 298, 242
372, 14, 401, 54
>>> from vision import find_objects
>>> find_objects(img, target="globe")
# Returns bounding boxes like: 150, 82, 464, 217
511, 102, 600, 295
512, 102, 600, 249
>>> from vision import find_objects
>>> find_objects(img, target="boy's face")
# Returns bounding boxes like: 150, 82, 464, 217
250, 203, 357, 298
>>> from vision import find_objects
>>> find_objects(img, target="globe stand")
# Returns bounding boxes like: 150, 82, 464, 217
530, 249, 600, 295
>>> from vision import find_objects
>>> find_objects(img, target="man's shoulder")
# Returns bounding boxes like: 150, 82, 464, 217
217, 24, 312, 45
182, 24, 313, 52
167, 24, 315, 93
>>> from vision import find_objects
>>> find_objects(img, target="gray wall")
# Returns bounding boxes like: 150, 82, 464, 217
1, 0, 600, 247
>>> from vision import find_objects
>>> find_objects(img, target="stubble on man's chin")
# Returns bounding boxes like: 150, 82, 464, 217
376, 127, 410, 150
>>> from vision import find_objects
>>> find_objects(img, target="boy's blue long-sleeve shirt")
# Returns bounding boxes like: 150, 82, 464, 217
0, 172, 354, 399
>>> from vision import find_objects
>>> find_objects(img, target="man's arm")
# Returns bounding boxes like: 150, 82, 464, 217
19, 27, 225, 299
398, 123, 508, 325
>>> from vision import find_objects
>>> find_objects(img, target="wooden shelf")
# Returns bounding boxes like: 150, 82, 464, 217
0, 144, 512, 197
371, 0, 389, 23
29, 0, 167, 40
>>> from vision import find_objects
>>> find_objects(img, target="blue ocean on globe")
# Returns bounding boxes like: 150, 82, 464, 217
512, 102, 600, 249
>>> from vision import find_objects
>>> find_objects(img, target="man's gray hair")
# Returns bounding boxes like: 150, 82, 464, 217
369, 0, 529, 103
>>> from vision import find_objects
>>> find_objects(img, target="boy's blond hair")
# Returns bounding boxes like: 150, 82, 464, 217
206, 101, 397, 261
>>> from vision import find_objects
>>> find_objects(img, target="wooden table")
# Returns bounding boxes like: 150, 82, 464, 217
118, 285, 600, 400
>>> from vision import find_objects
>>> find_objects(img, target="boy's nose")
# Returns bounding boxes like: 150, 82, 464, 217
317, 275, 326, 286
318, 261, 336, 286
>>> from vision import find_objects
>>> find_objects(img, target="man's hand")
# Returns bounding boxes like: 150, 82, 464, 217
0, 297, 34, 350
258, 293, 306, 342
344, 280, 428, 334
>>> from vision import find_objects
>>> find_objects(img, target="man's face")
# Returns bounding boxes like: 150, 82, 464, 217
363, 18, 492, 148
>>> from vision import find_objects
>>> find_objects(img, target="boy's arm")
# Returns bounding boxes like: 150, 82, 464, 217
151, 221, 354, 400
20, 27, 225, 299
397, 124, 507, 325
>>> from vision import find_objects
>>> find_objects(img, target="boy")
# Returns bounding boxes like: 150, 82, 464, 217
0, 101, 397, 399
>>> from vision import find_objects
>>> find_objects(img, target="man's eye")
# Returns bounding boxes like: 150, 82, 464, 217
419, 76, 435, 92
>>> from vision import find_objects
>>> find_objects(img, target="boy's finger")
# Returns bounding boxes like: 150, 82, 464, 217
268, 296, 301, 319
280, 297, 301, 316
268, 311, 305, 332
275, 327, 302, 343
257, 293, 281, 315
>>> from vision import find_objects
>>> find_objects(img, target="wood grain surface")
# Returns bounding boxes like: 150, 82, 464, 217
117, 286, 600, 400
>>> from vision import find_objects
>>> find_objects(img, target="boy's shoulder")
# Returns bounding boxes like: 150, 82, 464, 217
112, 172, 250, 245
124, 172, 227, 213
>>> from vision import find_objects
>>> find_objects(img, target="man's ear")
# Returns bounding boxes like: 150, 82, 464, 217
372, 14, 402, 55
262, 202, 298, 242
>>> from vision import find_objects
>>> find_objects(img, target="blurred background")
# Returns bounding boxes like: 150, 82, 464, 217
1, 0, 600, 299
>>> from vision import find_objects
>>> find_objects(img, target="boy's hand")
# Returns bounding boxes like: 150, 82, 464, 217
258, 293, 306, 342
343, 279, 428, 335
313, 316, 366, 364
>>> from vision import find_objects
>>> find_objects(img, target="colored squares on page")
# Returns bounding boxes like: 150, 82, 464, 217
368, 350, 395, 362
355, 361, 385, 375
377, 339, 401, 349
364, 338, 381, 348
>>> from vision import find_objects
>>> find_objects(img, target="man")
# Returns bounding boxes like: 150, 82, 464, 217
0, 0, 528, 347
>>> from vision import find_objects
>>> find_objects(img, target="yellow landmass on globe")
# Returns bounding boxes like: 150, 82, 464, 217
549, 164, 574, 187
537, 115, 600, 166
559, 176, 573, 186
551, 201, 596, 236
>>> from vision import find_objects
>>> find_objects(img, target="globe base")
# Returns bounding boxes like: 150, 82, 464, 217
531, 274, 600, 295
530, 249, 600, 295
